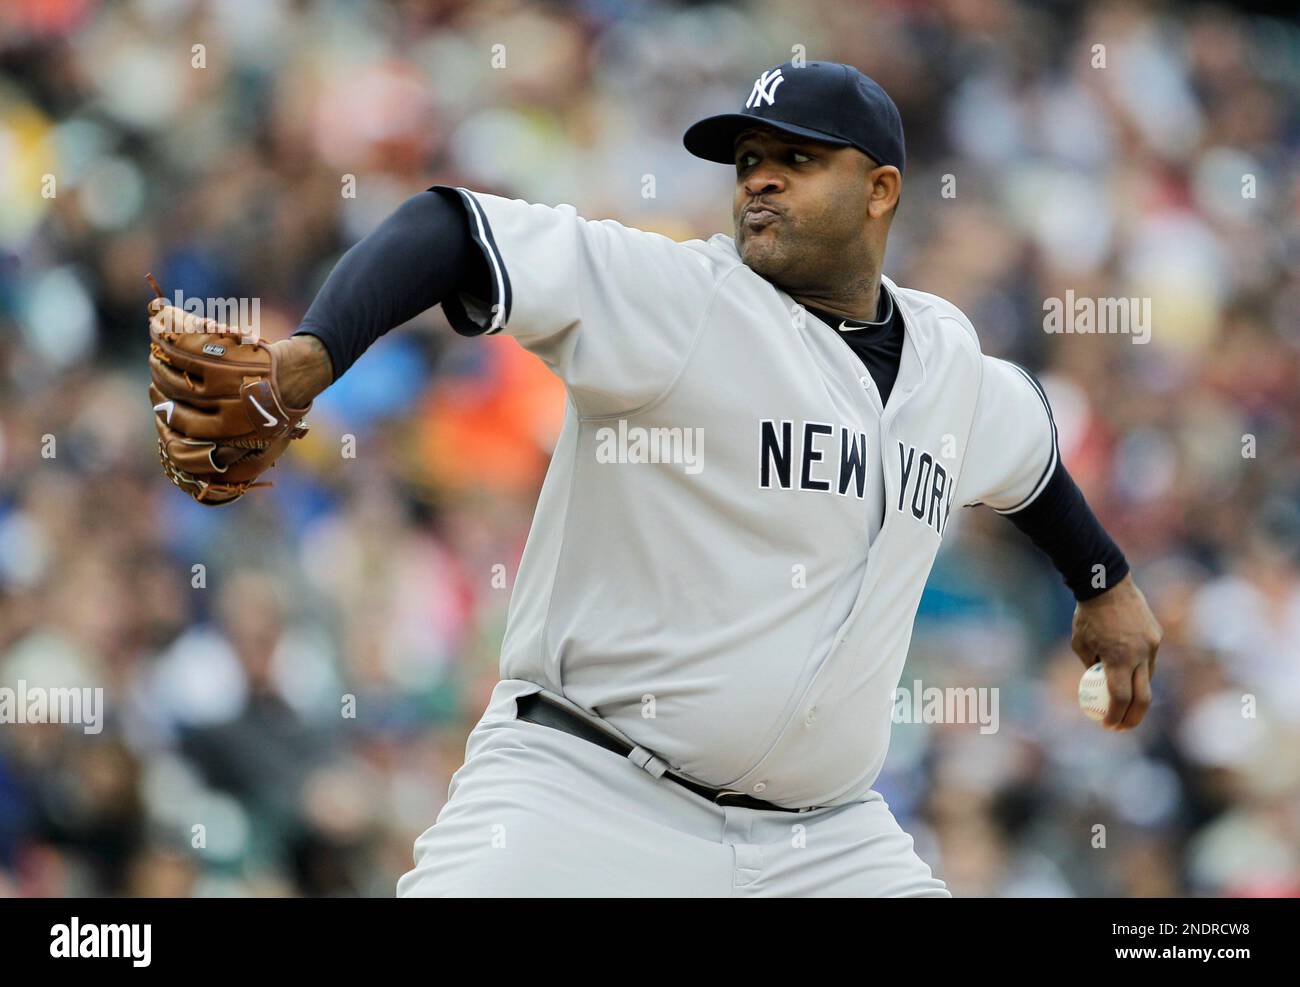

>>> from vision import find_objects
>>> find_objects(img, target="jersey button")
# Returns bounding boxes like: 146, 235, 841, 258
859, 376, 871, 390
804, 707, 817, 726
752, 782, 767, 794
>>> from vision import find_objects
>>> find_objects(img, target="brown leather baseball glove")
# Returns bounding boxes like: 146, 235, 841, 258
146, 275, 311, 506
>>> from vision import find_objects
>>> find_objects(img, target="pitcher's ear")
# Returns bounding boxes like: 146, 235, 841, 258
867, 166, 902, 220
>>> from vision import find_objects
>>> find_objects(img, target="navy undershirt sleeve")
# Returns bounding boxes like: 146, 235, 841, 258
292, 189, 489, 381
1004, 459, 1129, 601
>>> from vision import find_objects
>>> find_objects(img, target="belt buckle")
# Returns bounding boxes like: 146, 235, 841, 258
713, 790, 749, 807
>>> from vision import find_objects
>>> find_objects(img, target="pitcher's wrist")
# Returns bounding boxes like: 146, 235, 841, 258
274, 334, 333, 408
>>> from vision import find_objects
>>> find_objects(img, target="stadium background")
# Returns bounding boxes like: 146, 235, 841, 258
1, 0, 1297, 897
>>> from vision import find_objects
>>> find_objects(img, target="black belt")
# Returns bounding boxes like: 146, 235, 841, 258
515, 691, 804, 813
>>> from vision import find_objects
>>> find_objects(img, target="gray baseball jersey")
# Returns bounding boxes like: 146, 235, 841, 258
441, 187, 1054, 811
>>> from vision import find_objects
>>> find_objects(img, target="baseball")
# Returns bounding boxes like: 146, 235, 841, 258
1078, 662, 1109, 722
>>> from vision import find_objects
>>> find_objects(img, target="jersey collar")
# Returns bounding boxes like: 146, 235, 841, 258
836, 284, 895, 333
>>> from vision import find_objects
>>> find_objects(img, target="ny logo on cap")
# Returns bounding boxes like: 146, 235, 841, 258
745, 68, 784, 109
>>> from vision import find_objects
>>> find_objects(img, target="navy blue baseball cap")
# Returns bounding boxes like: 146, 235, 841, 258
684, 61, 905, 172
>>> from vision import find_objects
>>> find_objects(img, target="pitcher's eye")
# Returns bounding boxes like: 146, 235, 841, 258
792, 151, 812, 163
737, 151, 758, 170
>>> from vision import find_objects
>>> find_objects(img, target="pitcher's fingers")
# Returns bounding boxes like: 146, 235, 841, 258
1103, 658, 1135, 730
1118, 661, 1152, 730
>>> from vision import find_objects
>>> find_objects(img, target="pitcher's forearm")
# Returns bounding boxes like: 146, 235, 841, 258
1003, 460, 1128, 600
289, 189, 488, 386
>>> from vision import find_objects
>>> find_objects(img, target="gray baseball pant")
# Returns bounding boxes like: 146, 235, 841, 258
397, 679, 950, 898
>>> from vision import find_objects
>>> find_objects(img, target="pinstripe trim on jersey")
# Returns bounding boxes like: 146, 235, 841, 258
994, 361, 1059, 515
433, 186, 513, 337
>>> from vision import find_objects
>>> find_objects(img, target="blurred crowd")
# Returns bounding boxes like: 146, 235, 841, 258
1, 0, 1297, 896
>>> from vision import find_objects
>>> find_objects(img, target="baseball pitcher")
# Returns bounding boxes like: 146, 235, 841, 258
147, 61, 1162, 896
